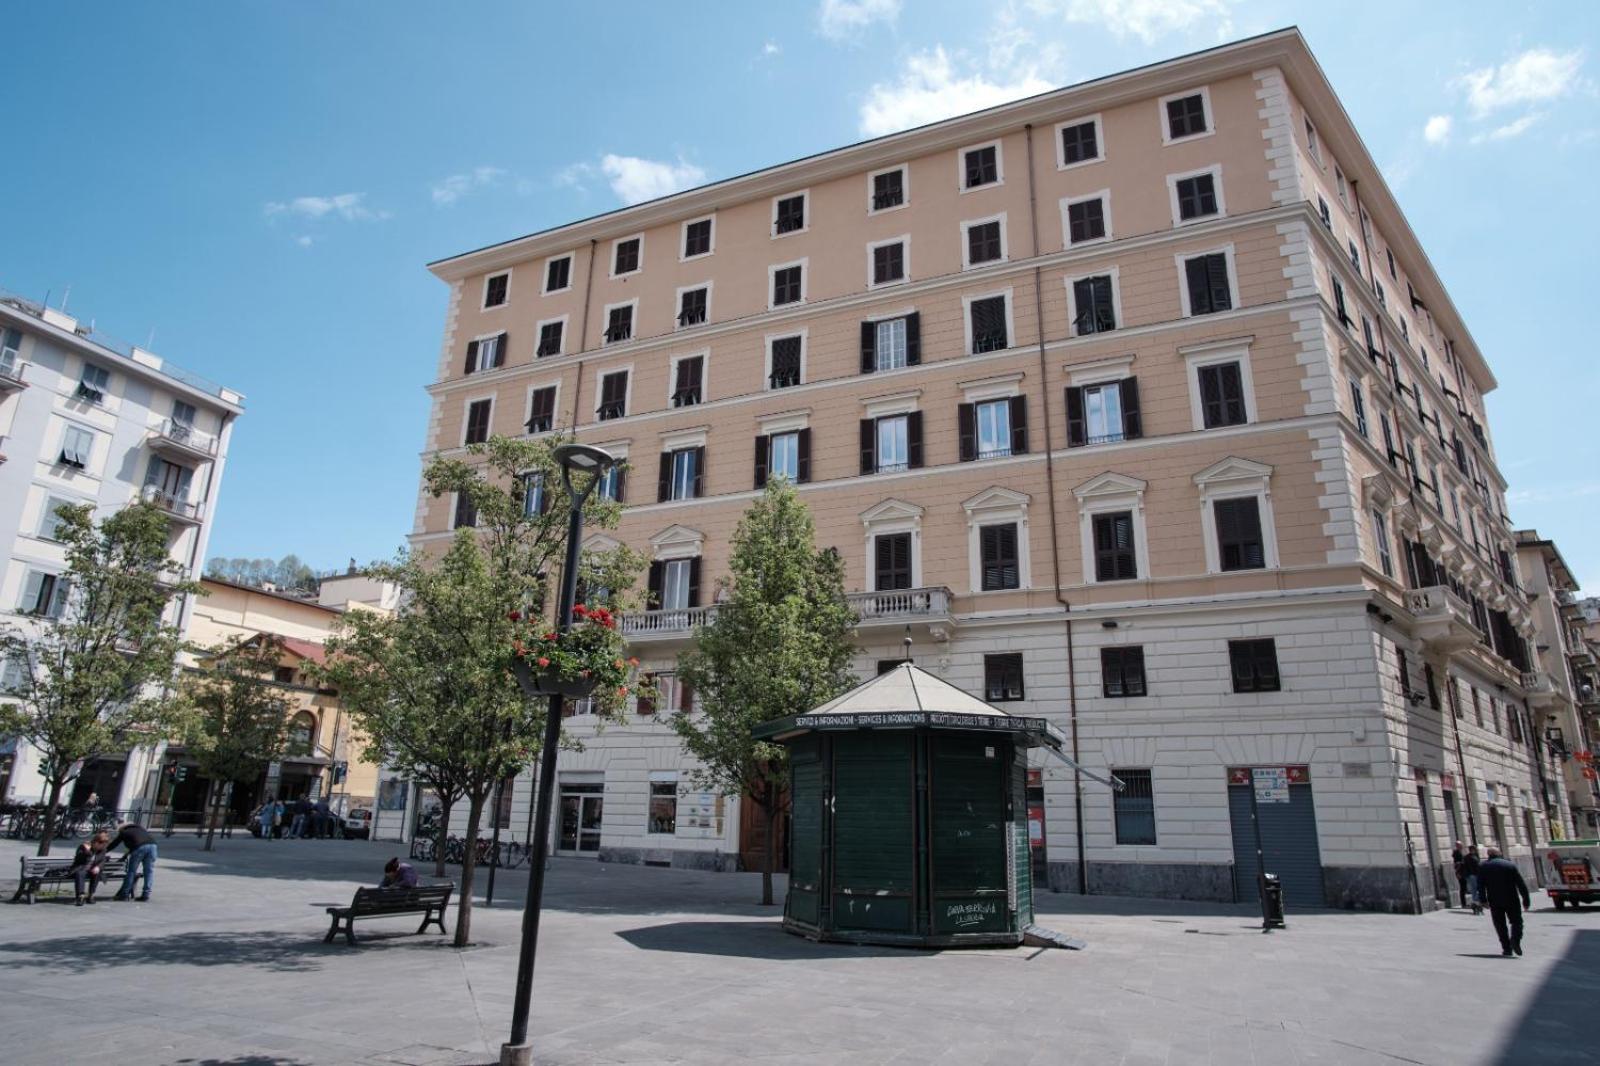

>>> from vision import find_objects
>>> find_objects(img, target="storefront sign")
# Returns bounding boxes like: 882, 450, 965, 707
676, 792, 724, 839
1253, 767, 1290, 803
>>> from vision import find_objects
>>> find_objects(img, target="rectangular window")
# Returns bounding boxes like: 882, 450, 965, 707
21, 571, 70, 618
37, 497, 72, 541
769, 335, 802, 389
671, 356, 704, 407
1060, 120, 1098, 165
1067, 196, 1107, 243
603, 305, 633, 344
964, 145, 999, 188
1101, 647, 1147, 697
520, 473, 545, 517
525, 386, 557, 433
979, 523, 1019, 591
1197, 362, 1247, 428
1093, 511, 1137, 581
1318, 196, 1331, 228
1348, 240, 1361, 270
1112, 769, 1156, 845
984, 652, 1024, 702
1214, 497, 1265, 571
1072, 275, 1116, 335
660, 559, 693, 610
1066, 379, 1140, 447
1396, 646, 1411, 698
969, 295, 1008, 353
453, 493, 477, 529
966, 220, 1003, 266
537, 320, 563, 357
1386, 249, 1397, 280
876, 415, 908, 473
76, 364, 109, 404
464, 400, 492, 445
1184, 253, 1232, 315
596, 462, 624, 503
0, 327, 20, 362
874, 532, 912, 591
59, 425, 93, 468
597, 371, 628, 421
1373, 510, 1394, 577
172, 400, 196, 427
860, 413, 921, 475
774, 193, 806, 235
1166, 93, 1208, 139
975, 398, 1012, 460
465, 332, 506, 374
677, 287, 708, 328
1349, 378, 1368, 437
872, 241, 905, 285
667, 448, 699, 501
772, 264, 803, 306
613, 237, 641, 275
683, 218, 712, 259
1229, 639, 1281, 692
648, 780, 678, 834
1175, 173, 1218, 220
484, 273, 509, 308
545, 255, 572, 293
1333, 276, 1350, 326
875, 317, 907, 371
0, 652, 26, 694
872, 168, 904, 211
768, 431, 800, 483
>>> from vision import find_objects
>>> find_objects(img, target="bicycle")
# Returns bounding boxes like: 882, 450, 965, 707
410, 836, 437, 863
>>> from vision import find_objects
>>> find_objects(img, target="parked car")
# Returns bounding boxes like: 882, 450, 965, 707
343, 807, 373, 840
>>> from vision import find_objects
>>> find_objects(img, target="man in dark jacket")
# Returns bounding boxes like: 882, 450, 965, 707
108, 822, 158, 902
1451, 842, 1467, 908
1478, 847, 1531, 956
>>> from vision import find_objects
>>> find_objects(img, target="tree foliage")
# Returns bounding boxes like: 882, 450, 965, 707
205, 554, 317, 592
0, 501, 198, 854
317, 434, 643, 946
674, 480, 857, 903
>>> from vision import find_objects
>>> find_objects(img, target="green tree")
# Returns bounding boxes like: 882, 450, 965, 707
0, 501, 198, 855
182, 636, 293, 852
319, 434, 641, 947
674, 480, 857, 905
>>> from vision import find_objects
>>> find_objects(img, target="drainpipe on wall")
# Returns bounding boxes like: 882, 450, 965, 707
1446, 672, 1480, 845
1350, 179, 1379, 298
1024, 123, 1088, 895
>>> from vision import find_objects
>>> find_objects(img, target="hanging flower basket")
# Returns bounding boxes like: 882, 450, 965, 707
511, 657, 598, 699
507, 605, 640, 703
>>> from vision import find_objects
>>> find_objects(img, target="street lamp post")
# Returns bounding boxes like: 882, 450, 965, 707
501, 442, 615, 1066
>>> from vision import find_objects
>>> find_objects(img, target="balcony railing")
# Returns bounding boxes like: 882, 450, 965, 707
140, 484, 204, 524
1405, 585, 1481, 652
1521, 670, 1558, 707
849, 586, 953, 625
149, 418, 218, 459
0, 350, 26, 392
620, 605, 714, 639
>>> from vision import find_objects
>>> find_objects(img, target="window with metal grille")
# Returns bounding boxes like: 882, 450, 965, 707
1072, 275, 1116, 335
1214, 497, 1265, 571
872, 241, 905, 285
525, 386, 556, 433
772, 265, 803, 306
1093, 511, 1137, 581
1228, 639, 1280, 692
545, 255, 572, 293
1166, 93, 1207, 139
1060, 120, 1097, 164
775, 194, 805, 234
1067, 197, 1106, 243
1175, 174, 1218, 220
537, 320, 563, 357
1197, 362, 1246, 428
1112, 768, 1156, 844
969, 295, 1008, 352
484, 273, 509, 307
874, 532, 912, 591
984, 653, 1024, 702
677, 287, 708, 328
1101, 647, 1146, 697
1183, 253, 1232, 315
613, 237, 640, 275
464, 399, 492, 445
683, 218, 712, 258
966, 220, 1003, 265
603, 305, 633, 344
769, 336, 802, 389
964, 145, 998, 188
672, 356, 703, 407
872, 169, 904, 210
979, 523, 1019, 591
597, 371, 628, 420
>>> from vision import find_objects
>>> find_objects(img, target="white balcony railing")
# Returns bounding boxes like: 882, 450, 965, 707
1405, 585, 1481, 652
0, 349, 25, 391
1521, 670, 1558, 706
849, 586, 953, 624
140, 484, 204, 524
620, 605, 714, 639
149, 418, 218, 458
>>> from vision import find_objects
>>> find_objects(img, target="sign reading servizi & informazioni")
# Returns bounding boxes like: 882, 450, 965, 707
801, 711, 1050, 733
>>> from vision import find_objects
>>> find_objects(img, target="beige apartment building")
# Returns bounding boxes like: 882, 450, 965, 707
411, 29, 1556, 910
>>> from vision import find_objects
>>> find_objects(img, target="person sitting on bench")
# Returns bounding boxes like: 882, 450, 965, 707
380, 857, 418, 889
70, 831, 112, 906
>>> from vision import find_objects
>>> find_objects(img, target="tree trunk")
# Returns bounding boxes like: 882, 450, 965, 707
202, 779, 222, 852
761, 795, 776, 907
453, 794, 486, 948
435, 797, 453, 878
36, 777, 66, 858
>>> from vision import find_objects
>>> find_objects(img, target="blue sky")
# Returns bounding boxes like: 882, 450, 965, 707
3, 2, 1596, 585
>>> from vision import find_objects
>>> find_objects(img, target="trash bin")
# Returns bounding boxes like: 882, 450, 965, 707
1261, 872, 1287, 929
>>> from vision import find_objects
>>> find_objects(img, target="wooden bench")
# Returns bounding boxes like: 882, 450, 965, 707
11, 855, 130, 904
324, 884, 452, 946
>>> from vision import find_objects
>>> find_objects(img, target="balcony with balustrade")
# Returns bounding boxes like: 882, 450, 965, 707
1404, 585, 1481, 653
1520, 669, 1559, 709
619, 586, 957, 647
0, 349, 26, 394
619, 605, 714, 644
140, 484, 204, 525
148, 418, 219, 462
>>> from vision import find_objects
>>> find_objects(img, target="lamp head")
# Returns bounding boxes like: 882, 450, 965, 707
552, 443, 617, 504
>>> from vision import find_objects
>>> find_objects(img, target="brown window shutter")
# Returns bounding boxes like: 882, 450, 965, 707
860, 322, 876, 374
687, 558, 702, 607
905, 312, 921, 366
646, 562, 663, 609
958, 403, 977, 462
691, 446, 705, 498
796, 428, 811, 484
859, 419, 876, 475
1009, 396, 1028, 455
753, 434, 769, 490
494, 332, 508, 368
656, 453, 672, 502
464, 340, 479, 375
1120, 378, 1142, 440
907, 411, 924, 469
1065, 386, 1086, 447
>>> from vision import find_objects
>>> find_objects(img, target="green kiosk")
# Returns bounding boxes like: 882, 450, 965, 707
754, 662, 1068, 948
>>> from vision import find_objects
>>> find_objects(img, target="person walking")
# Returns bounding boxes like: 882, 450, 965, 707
1461, 845, 1483, 915
1451, 842, 1468, 908
108, 821, 158, 902
313, 798, 333, 839
1478, 846, 1532, 956
289, 797, 309, 839
69, 831, 112, 905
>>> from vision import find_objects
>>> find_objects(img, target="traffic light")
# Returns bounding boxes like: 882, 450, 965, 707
175, 766, 188, 783
332, 761, 348, 785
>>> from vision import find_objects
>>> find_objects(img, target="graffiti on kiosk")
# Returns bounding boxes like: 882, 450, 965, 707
944, 900, 998, 927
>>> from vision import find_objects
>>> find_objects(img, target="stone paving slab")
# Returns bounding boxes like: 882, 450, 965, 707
0, 833, 1597, 1064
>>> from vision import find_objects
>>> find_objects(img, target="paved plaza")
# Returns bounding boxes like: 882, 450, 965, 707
0, 834, 1596, 1065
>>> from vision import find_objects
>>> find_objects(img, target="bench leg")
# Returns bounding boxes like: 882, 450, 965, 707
324, 914, 341, 944
345, 921, 357, 947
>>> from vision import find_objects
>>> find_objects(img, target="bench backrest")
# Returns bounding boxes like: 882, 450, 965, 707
347, 884, 452, 914
20, 855, 127, 876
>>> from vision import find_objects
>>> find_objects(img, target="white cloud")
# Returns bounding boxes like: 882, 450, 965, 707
294, 235, 314, 248
263, 193, 386, 222
858, 46, 1053, 137
1458, 48, 1584, 116
1470, 113, 1541, 144
1423, 114, 1453, 145
1036, 0, 1235, 45
431, 166, 509, 206
598, 154, 708, 205
763, 40, 782, 57
818, 0, 901, 41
